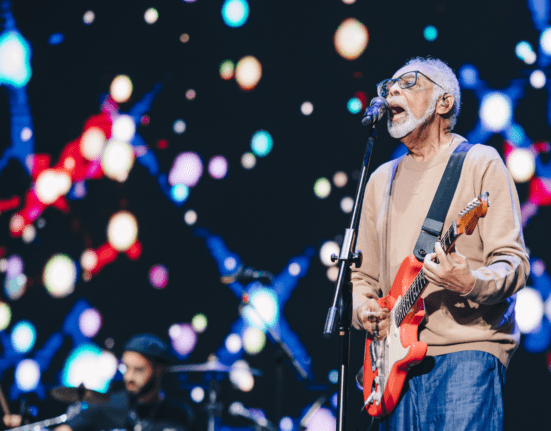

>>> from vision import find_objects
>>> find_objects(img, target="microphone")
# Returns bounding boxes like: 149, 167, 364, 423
221, 265, 274, 285
361, 97, 389, 127
229, 402, 276, 431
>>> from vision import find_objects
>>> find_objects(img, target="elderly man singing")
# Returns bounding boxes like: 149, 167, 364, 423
351, 57, 529, 430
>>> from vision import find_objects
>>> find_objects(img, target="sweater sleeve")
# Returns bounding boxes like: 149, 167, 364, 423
461, 149, 530, 304
351, 174, 383, 329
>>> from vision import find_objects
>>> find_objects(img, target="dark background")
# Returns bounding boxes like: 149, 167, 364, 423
0, 0, 550, 430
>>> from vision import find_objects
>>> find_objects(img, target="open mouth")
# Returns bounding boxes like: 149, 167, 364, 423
390, 106, 406, 121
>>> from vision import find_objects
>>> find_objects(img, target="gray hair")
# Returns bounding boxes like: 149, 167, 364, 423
403, 57, 461, 130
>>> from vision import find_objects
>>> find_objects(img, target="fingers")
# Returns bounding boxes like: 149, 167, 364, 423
358, 299, 390, 339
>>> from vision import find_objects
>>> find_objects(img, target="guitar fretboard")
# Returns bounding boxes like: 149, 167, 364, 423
394, 220, 458, 327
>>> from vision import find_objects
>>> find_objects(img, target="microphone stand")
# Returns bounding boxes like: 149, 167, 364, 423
323, 122, 378, 431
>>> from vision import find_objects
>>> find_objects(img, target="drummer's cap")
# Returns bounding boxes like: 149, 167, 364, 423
123, 333, 170, 364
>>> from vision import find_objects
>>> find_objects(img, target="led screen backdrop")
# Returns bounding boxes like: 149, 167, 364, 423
1, 1, 551, 430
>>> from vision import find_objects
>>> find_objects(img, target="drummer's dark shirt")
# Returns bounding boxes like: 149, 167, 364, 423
66, 391, 195, 431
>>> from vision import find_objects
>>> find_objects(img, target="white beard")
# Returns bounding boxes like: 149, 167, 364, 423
387, 94, 439, 139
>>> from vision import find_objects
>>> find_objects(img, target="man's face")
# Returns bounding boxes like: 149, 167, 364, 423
386, 66, 440, 139
122, 351, 155, 395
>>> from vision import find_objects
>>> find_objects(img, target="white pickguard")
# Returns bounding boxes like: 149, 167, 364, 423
371, 295, 411, 405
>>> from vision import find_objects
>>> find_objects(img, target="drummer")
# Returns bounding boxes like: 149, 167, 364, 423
55, 333, 195, 431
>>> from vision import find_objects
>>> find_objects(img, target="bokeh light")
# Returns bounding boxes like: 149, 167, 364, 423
15, 359, 40, 392
190, 387, 205, 403
185, 89, 196, 100
241, 152, 256, 169
0, 31, 31, 87
301, 101, 314, 116
5, 274, 27, 300
540, 27, 551, 55
35, 169, 71, 205
144, 8, 159, 24
515, 41, 536, 65
423, 25, 438, 41
62, 344, 117, 393
0, 302, 12, 331
83, 11, 95, 25
242, 288, 279, 329
220, 60, 235, 80
79, 308, 103, 338
506, 148, 535, 182
459, 64, 479, 88
101, 140, 135, 182
171, 184, 190, 203
80, 127, 106, 160
173, 119, 186, 134
328, 369, 339, 384
226, 333, 242, 354
242, 326, 266, 355
334, 18, 369, 60
11, 320, 36, 354
479, 92, 512, 132
208, 156, 229, 179
235, 56, 262, 91
229, 360, 254, 392
340, 197, 354, 213
169, 323, 197, 356
250, 130, 273, 157
107, 211, 138, 252
303, 407, 336, 431
280, 417, 294, 431
530, 70, 546, 89
288, 262, 301, 276
333, 171, 348, 188
169, 152, 204, 187
110, 75, 133, 103
43, 254, 77, 298
221, 0, 249, 28
327, 266, 339, 282
80, 249, 98, 272
320, 241, 339, 266
515, 287, 544, 333
191, 313, 208, 333
112, 115, 136, 142
149, 265, 169, 289
180, 33, 190, 43
347, 97, 362, 114
314, 177, 331, 199
184, 210, 198, 225
7, 255, 23, 278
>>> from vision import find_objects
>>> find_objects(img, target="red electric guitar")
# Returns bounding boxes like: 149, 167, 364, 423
362, 192, 490, 418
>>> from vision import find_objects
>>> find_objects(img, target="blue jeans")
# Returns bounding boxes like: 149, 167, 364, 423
378, 351, 506, 431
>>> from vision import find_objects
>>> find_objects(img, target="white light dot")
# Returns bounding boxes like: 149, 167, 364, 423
43, 254, 77, 298
334, 19, 369, 60
225, 333, 242, 353
112, 115, 136, 142
110, 75, 133, 103
241, 152, 256, 169
20, 127, 32, 142
144, 8, 159, 24
208, 156, 228, 179
173, 120, 186, 134
83, 11, 95, 25
235, 56, 262, 91
320, 241, 339, 266
15, 359, 40, 392
340, 196, 354, 213
190, 387, 205, 403
333, 171, 348, 188
515, 287, 544, 333
479, 92, 512, 132
288, 262, 301, 276
107, 211, 138, 252
301, 101, 314, 116
541, 28, 551, 55
22, 225, 36, 243
507, 148, 535, 183
184, 210, 197, 225
327, 266, 339, 282
314, 177, 331, 199
530, 70, 546, 89
224, 257, 237, 271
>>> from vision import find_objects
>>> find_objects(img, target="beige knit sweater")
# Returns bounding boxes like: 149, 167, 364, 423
351, 137, 529, 367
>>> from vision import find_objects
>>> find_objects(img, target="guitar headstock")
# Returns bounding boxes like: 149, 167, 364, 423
455, 192, 490, 235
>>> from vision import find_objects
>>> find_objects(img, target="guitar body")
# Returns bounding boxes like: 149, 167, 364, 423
362, 255, 427, 418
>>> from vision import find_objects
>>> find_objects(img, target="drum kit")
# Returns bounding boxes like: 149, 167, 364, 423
0, 357, 294, 431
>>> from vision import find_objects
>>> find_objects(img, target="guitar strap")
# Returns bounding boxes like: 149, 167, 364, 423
412, 141, 474, 261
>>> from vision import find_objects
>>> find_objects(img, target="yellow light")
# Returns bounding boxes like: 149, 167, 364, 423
107, 211, 138, 252
35, 169, 71, 204
235, 56, 262, 91
110, 75, 133, 103
506, 148, 535, 183
80, 127, 106, 160
334, 18, 369, 60
101, 140, 135, 182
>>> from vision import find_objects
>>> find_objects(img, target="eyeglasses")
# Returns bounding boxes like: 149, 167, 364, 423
376, 71, 446, 98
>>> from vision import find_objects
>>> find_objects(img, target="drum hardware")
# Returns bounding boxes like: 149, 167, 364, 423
50, 384, 109, 404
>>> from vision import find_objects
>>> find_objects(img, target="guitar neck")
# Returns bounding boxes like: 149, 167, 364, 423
9, 414, 68, 431
394, 221, 459, 327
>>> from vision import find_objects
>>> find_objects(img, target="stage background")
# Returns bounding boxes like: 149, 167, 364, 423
0, 0, 550, 430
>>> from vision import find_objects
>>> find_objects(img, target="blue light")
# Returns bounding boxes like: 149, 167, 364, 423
423, 25, 438, 41
515, 41, 536, 64
48, 33, 64, 45
328, 369, 339, 384
11, 320, 36, 354
506, 124, 527, 146
251, 130, 273, 157
221, 0, 249, 28
459, 64, 478, 88
0, 31, 32, 87
347, 97, 362, 114
61, 343, 113, 393
171, 184, 190, 203
243, 288, 279, 329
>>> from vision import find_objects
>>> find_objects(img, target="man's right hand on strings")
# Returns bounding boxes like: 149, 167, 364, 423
356, 298, 389, 340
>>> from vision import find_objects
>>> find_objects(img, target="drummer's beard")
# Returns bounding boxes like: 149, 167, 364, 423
126, 373, 157, 403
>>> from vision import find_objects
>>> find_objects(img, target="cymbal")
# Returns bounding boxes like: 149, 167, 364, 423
50, 385, 110, 404
168, 360, 262, 376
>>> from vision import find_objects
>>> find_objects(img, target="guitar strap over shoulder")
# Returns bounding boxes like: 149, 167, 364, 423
412, 141, 474, 261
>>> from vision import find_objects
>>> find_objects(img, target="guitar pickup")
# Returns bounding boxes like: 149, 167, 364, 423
369, 342, 376, 372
